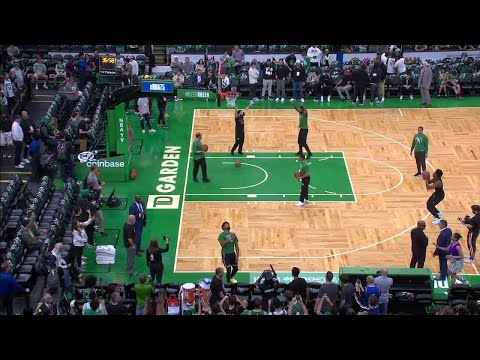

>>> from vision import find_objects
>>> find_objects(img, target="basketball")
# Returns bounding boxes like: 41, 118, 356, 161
422, 171, 430, 180
203, 144, 209, 151
295, 171, 301, 179
130, 168, 137, 180
235, 161, 241, 167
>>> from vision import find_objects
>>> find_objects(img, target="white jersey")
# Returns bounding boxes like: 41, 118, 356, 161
4, 79, 14, 98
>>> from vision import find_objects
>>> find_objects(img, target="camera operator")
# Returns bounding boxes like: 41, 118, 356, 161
74, 190, 97, 247
459, 205, 480, 263
255, 265, 279, 308
86, 164, 107, 236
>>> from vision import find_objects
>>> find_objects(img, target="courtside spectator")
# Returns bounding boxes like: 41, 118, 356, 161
134, 275, 154, 315
192, 68, 205, 88
106, 292, 129, 315
374, 268, 393, 315
275, 58, 289, 102
173, 70, 184, 101
248, 62, 259, 101
307, 45, 321, 68
232, 45, 245, 72
33, 56, 49, 90
182, 57, 195, 76
9, 61, 24, 89
335, 69, 353, 101
54, 59, 66, 89
339, 274, 355, 314
315, 271, 339, 315
261, 59, 275, 100
291, 60, 307, 103
170, 56, 182, 74
287, 266, 310, 303
0, 111, 13, 159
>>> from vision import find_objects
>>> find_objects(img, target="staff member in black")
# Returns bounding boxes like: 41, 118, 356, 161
410, 220, 428, 268
293, 103, 312, 159
459, 205, 480, 263
146, 237, 170, 284
156, 96, 168, 129
425, 169, 445, 225
230, 101, 253, 156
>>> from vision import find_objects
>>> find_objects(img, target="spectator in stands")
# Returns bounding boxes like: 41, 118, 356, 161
338, 274, 355, 314
386, 52, 397, 95
248, 62, 260, 101
374, 268, 393, 315
437, 72, 449, 97
220, 294, 246, 315
106, 292, 128, 315
400, 72, 414, 100
369, 61, 383, 104
363, 275, 381, 307
291, 60, 306, 103
6, 45, 20, 61
9, 61, 24, 90
77, 114, 90, 152
232, 45, 245, 73
72, 215, 94, 273
27, 211, 47, 238
3, 75, 16, 115
241, 297, 266, 315
204, 69, 217, 91
115, 52, 125, 73
351, 64, 369, 105
28, 133, 41, 181
195, 59, 205, 74
65, 58, 75, 78
448, 72, 463, 100
285, 52, 297, 71
20, 217, 43, 250
20, 111, 34, 162
0, 82, 8, 114
210, 267, 227, 306
192, 68, 205, 88
307, 45, 321, 68
11, 115, 25, 169
172, 70, 184, 102
33, 56, 49, 90
146, 237, 169, 284
83, 297, 107, 315
130, 56, 139, 85
418, 62, 433, 107
285, 289, 308, 315
74, 192, 97, 247
134, 274, 154, 315
123, 58, 133, 86
64, 77, 81, 114
275, 58, 289, 103
57, 132, 77, 184
394, 53, 407, 77
261, 59, 275, 100
124, 215, 137, 277
39, 117, 59, 149
144, 45, 155, 74
320, 48, 330, 70
319, 69, 334, 102
335, 69, 353, 101
77, 53, 88, 90
0, 262, 29, 315
53, 59, 66, 89
268, 297, 286, 315
50, 243, 75, 287
315, 271, 339, 315
287, 266, 310, 303
35, 292, 56, 315
170, 56, 182, 74
0, 111, 13, 159
182, 57, 195, 76
220, 73, 230, 93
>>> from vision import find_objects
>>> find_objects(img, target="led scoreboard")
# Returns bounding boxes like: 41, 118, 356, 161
99, 55, 117, 84
141, 79, 174, 93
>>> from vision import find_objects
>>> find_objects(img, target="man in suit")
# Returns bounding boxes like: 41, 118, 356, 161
410, 220, 428, 268
418, 62, 432, 107
434, 220, 452, 281
144, 45, 155, 75
129, 195, 147, 256
191, 68, 205, 88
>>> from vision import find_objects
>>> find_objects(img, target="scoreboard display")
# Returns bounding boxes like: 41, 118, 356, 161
140, 79, 174, 93
99, 56, 117, 75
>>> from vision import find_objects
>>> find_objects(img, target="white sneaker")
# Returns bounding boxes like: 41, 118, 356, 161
464, 258, 474, 264
22, 158, 30, 164
15, 164, 25, 169
275, 98, 279, 102
320, 96, 324, 102
327, 96, 331, 102
149, 129, 156, 133
381, 97, 385, 102
174, 96, 179, 102
35, 84, 38, 90
281, 98, 285, 103
43, 83, 48, 89
290, 98, 295, 102
304, 199, 310, 204
7, 154, 11, 158
437, 211, 443, 218
142, 129, 146, 134
230, 278, 238, 284
301, 98, 305, 103
295, 201, 305, 207
410, 95, 414, 100
20, 161, 25, 165
432, 218, 441, 225
400, 95, 403, 100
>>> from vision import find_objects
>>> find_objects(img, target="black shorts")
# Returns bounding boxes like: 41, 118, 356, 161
222, 253, 238, 267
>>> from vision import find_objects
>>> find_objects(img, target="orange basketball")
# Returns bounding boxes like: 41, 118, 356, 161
295, 171, 301, 179
422, 171, 430, 180
130, 168, 137, 180
203, 144, 209, 151
235, 161, 242, 167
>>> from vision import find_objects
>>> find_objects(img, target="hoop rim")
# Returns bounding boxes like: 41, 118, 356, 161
225, 91, 240, 99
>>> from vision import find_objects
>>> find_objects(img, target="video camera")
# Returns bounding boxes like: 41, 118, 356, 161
86, 186, 105, 210
458, 215, 471, 224
259, 265, 278, 289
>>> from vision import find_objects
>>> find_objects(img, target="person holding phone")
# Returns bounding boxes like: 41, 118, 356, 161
146, 237, 170, 285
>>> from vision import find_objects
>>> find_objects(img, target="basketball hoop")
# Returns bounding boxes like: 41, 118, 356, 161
225, 91, 240, 107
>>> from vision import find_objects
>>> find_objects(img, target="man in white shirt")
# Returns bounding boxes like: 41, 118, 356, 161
248, 62, 260, 101
394, 55, 406, 75
137, 97, 156, 134
11, 115, 25, 168
130, 57, 139, 83
307, 45, 322, 68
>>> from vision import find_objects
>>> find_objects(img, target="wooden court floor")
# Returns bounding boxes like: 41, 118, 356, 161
176, 107, 480, 275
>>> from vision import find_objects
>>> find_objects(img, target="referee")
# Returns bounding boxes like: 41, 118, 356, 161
230, 101, 253, 155
218, 221, 239, 284
293, 103, 312, 159
192, 132, 210, 182
410, 126, 429, 177
296, 153, 311, 207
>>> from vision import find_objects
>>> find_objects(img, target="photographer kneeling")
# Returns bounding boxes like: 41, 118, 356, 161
86, 164, 107, 237
458, 205, 480, 263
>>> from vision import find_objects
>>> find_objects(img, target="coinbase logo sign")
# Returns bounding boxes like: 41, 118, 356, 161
147, 195, 180, 209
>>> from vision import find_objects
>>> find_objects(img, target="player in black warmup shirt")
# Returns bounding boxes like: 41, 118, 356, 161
231, 101, 253, 155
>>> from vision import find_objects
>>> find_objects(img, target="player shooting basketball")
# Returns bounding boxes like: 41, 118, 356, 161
230, 101, 254, 156
293, 103, 313, 159
424, 169, 445, 224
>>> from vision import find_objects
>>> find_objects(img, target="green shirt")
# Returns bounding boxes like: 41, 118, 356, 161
218, 231, 238, 254
242, 309, 266, 315
84, 308, 105, 315
291, 301, 304, 315
299, 111, 308, 129
134, 283, 154, 305
299, 160, 310, 177
192, 139, 205, 160
411, 133, 429, 153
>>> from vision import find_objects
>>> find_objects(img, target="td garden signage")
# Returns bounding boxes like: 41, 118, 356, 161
177, 89, 216, 100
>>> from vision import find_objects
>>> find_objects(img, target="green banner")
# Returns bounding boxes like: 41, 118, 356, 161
76, 153, 131, 182
115, 105, 129, 155
177, 88, 216, 100
106, 109, 116, 154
